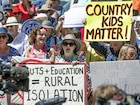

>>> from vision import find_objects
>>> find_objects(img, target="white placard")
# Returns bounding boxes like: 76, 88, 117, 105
23, 63, 86, 105
63, 6, 85, 28
90, 60, 140, 94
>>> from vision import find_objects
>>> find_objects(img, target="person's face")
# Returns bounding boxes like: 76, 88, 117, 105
110, 42, 123, 51
61, 28, 72, 37
0, 33, 8, 45
36, 28, 48, 44
13, 12, 22, 23
124, 47, 137, 60
6, 25, 18, 36
62, 39, 76, 56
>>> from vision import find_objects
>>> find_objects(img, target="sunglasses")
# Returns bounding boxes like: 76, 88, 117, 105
62, 42, 75, 46
127, 53, 137, 58
0, 35, 7, 39
6, 26, 13, 28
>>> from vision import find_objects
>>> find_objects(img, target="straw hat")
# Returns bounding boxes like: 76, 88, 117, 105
4, 16, 21, 27
57, 34, 81, 52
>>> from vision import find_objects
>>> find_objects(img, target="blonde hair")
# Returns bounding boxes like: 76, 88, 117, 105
118, 44, 137, 60
93, 84, 119, 105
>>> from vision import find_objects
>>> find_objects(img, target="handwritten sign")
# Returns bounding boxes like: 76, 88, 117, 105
90, 60, 140, 94
23, 62, 86, 105
84, 1, 132, 41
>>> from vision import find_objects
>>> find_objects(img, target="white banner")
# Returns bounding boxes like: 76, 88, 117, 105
90, 60, 140, 94
23, 63, 86, 105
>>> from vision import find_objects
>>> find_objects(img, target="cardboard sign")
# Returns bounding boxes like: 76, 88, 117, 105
90, 60, 140, 94
21, 61, 86, 105
84, 1, 133, 41
63, 6, 85, 28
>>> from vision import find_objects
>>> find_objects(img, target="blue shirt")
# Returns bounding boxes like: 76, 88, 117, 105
0, 46, 21, 62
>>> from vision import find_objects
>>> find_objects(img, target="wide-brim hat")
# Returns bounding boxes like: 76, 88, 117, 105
4, 16, 21, 27
37, 4, 55, 14
34, 13, 48, 20
0, 27, 13, 43
57, 34, 81, 52
41, 20, 54, 29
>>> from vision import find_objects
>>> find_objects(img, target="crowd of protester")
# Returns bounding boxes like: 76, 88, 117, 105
0, 0, 140, 105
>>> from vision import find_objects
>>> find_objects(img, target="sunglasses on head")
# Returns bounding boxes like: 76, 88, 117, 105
62, 42, 75, 46
0, 35, 7, 39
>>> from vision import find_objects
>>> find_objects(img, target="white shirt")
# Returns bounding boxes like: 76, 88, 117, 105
9, 32, 29, 56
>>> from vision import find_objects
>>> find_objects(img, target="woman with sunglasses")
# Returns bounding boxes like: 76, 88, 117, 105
0, 27, 20, 62
54, 34, 83, 63
118, 44, 137, 60
54, 34, 93, 105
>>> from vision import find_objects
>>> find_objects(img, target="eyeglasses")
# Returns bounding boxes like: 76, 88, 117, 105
0, 35, 7, 39
62, 42, 75, 46
127, 53, 137, 58
13, 12, 21, 15
6, 26, 13, 28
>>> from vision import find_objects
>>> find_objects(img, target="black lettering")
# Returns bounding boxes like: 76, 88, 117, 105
102, 16, 109, 27
126, 3, 132, 15
64, 76, 71, 86
54, 89, 59, 97
114, 5, 121, 15
60, 89, 67, 97
125, 25, 128, 39
95, 28, 102, 39
106, 28, 112, 39
51, 66, 55, 75
68, 90, 73, 101
58, 76, 63, 86
39, 90, 45, 100
94, 5, 101, 16
110, 16, 118, 26
86, 4, 93, 16
32, 90, 37, 101
102, 5, 108, 15
86, 29, 94, 39
45, 77, 50, 86
121, 4, 127, 15
112, 28, 117, 39
39, 67, 44, 75
27, 90, 30, 101
72, 76, 77, 86
117, 28, 123, 39
118, 16, 123, 26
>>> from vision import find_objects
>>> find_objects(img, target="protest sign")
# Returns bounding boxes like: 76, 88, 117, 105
84, 1, 133, 41
90, 60, 140, 94
0, 95, 7, 105
21, 60, 86, 105
63, 6, 85, 28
